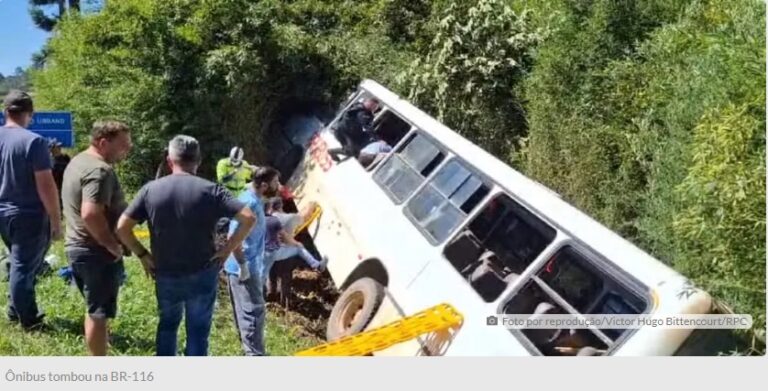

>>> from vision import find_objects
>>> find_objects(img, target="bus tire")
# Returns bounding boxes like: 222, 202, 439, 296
326, 277, 384, 342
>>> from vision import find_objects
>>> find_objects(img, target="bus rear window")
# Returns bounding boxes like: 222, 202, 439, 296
373, 132, 445, 204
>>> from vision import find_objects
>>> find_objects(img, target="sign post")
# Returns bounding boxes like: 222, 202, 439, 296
0, 112, 74, 147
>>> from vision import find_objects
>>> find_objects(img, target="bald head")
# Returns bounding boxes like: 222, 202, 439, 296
363, 98, 379, 112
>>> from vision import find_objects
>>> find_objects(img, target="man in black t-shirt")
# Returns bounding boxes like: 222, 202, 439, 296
116, 135, 256, 356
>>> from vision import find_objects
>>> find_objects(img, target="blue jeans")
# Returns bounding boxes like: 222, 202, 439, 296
227, 267, 265, 356
0, 212, 50, 327
154, 265, 219, 356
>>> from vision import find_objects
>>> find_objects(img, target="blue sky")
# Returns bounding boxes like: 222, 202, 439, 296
0, 0, 51, 76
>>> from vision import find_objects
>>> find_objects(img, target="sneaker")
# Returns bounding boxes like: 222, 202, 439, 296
315, 256, 329, 272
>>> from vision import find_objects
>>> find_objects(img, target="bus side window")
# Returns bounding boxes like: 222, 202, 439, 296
443, 194, 556, 302
372, 132, 445, 204
405, 159, 490, 244
502, 246, 648, 356
372, 110, 411, 146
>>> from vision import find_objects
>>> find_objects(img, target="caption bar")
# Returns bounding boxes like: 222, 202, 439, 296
4, 370, 155, 384
485, 314, 752, 329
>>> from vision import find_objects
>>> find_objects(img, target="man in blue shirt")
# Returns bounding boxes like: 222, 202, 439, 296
0, 90, 63, 329
224, 166, 280, 356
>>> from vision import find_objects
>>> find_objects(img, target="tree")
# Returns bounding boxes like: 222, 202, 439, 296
31, 44, 52, 69
29, 0, 81, 32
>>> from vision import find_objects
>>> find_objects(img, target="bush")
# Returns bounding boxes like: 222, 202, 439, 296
402, 0, 544, 158
522, 0, 766, 348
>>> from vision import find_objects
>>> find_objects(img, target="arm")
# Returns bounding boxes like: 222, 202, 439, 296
116, 214, 154, 277
30, 138, 60, 237
79, 168, 123, 257
34, 170, 62, 239
116, 214, 147, 259
214, 206, 256, 262
358, 109, 374, 133
233, 245, 247, 265
82, 201, 122, 258
216, 159, 235, 183
116, 186, 154, 277
227, 218, 247, 266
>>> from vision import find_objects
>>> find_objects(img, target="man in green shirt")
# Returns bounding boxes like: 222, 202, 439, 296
62, 120, 132, 356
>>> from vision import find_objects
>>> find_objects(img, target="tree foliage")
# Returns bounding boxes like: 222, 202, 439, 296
402, 0, 545, 158
29, 0, 81, 32
0, 69, 30, 96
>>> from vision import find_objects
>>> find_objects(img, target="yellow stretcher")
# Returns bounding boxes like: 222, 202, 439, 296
295, 303, 463, 356
293, 204, 322, 236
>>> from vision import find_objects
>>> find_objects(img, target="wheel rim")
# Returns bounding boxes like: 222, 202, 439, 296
338, 291, 365, 333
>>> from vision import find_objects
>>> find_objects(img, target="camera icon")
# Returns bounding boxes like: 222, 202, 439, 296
486, 315, 499, 326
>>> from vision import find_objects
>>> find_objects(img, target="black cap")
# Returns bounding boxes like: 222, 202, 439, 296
2, 90, 34, 113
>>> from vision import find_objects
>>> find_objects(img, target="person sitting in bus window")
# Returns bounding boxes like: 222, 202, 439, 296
328, 98, 380, 162
261, 198, 328, 282
358, 139, 392, 169
271, 198, 318, 236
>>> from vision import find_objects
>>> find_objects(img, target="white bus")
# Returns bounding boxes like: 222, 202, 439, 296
284, 79, 719, 356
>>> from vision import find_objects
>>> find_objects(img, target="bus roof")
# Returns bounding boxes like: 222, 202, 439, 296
359, 79, 689, 288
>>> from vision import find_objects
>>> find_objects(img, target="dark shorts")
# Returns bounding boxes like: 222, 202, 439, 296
66, 246, 124, 319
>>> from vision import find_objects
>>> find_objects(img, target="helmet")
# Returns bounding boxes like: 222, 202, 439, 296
229, 146, 244, 167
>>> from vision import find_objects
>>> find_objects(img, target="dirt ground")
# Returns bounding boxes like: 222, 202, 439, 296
266, 259, 340, 340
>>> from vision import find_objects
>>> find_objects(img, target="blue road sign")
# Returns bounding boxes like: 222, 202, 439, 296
0, 112, 74, 147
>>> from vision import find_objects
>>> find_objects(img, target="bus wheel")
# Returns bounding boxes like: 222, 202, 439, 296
326, 277, 384, 342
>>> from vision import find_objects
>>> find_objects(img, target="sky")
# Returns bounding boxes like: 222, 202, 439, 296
0, 0, 51, 76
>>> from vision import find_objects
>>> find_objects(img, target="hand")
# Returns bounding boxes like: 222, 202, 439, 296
51, 222, 63, 241
105, 241, 124, 260
139, 253, 156, 279
211, 247, 233, 267
238, 264, 251, 282
121, 244, 133, 258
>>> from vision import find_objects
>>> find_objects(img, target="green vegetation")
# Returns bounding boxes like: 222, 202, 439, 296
520, 0, 765, 350
0, 68, 30, 96
29, 0, 83, 32
0, 242, 320, 355
23, 0, 765, 353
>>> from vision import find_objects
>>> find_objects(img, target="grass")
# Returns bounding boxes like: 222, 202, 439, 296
0, 242, 321, 356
